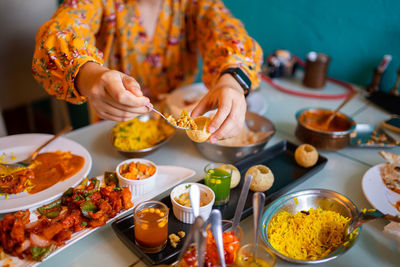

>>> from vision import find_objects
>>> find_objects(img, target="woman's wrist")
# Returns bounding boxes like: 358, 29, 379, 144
214, 73, 244, 95
75, 62, 107, 97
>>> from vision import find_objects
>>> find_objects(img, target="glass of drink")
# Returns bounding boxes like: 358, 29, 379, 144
236, 243, 276, 267
134, 200, 169, 253
204, 163, 232, 206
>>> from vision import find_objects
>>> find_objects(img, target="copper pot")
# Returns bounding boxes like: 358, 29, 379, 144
295, 108, 356, 151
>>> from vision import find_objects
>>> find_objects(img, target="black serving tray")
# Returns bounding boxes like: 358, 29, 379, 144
367, 91, 400, 115
111, 140, 328, 265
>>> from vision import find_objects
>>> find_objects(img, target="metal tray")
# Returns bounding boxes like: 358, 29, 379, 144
350, 124, 399, 148
111, 140, 328, 265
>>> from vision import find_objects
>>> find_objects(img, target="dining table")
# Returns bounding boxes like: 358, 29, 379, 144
37, 78, 400, 267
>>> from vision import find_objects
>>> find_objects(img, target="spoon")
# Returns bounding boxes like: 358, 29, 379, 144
345, 209, 400, 239
252, 192, 265, 266
147, 106, 190, 130
177, 216, 205, 265
189, 184, 200, 219
232, 174, 253, 232
1, 125, 73, 168
209, 209, 226, 267
321, 91, 359, 130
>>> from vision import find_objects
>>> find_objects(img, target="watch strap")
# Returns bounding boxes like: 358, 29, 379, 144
220, 67, 251, 97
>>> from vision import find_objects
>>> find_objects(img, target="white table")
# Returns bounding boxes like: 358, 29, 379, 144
39, 80, 400, 267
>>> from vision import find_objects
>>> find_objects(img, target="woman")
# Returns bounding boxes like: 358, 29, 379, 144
32, 0, 263, 143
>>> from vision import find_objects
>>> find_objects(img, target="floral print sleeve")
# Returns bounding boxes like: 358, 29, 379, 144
188, 0, 263, 90
32, 0, 104, 104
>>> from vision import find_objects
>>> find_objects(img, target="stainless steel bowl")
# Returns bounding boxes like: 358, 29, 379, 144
260, 189, 361, 264
192, 111, 276, 163
110, 113, 175, 158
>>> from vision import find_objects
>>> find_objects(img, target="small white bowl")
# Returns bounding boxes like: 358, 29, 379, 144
116, 158, 158, 197
170, 183, 215, 224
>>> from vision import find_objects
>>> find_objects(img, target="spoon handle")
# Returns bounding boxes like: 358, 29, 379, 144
189, 184, 200, 218
325, 91, 359, 127
210, 210, 226, 267
232, 174, 253, 232
253, 192, 265, 258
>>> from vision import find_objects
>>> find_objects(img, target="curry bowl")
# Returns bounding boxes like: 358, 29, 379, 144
295, 107, 357, 151
110, 113, 175, 158
260, 189, 361, 264
191, 111, 276, 163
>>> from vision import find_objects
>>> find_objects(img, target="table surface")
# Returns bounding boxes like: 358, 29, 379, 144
34, 79, 400, 267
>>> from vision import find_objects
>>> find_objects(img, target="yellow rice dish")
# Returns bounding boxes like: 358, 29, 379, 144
267, 207, 350, 261
112, 118, 174, 151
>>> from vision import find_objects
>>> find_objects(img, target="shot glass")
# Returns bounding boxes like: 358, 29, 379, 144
204, 163, 232, 206
236, 243, 276, 267
134, 200, 169, 253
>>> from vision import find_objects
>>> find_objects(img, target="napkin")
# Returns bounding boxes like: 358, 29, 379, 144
383, 222, 400, 251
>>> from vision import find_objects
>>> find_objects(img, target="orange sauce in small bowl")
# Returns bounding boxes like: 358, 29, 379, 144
299, 109, 353, 132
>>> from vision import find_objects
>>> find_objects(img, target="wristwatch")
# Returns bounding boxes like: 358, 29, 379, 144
220, 67, 252, 97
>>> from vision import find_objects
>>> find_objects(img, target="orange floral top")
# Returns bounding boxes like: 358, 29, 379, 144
32, 0, 263, 104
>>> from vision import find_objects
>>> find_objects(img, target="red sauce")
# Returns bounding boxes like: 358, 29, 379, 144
29, 151, 84, 194
395, 200, 400, 212
299, 109, 353, 132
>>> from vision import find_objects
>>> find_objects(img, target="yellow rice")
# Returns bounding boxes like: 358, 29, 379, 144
112, 118, 174, 151
267, 207, 350, 261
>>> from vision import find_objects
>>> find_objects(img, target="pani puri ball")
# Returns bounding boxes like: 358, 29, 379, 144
216, 164, 241, 189
246, 165, 274, 192
294, 144, 319, 168
186, 116, 212, 143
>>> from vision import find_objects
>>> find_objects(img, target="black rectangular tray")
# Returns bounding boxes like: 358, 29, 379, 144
111, 140, 327, 265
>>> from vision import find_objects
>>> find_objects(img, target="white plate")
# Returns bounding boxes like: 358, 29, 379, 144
165, 83, 268, 118
361, 163, 400, 216
0, 134, 92, 213
0, 165, 195, 267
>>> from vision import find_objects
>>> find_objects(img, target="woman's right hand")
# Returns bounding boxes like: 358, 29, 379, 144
75, 62, 152, 121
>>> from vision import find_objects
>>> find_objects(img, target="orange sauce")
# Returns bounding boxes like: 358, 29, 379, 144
29, 152, 84, 194
395, 200, 400, 212
299, 109, 352, 132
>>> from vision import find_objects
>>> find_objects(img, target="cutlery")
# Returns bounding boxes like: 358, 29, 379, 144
177, 216, 205, 265
252, 192, 265, 266
147, 106, 190, 130
232, 174, 253, 232
189, 183, 200, 218
1, 125, 72, 168
209, 209, 226, 267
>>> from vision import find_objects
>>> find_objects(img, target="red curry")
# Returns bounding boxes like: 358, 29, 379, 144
299, 109, 353, 132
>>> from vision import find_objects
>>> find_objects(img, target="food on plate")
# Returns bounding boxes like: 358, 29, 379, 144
166, 109, 197, 130
355, 130, 399, 146
186, 116, 211, 143
174, 190, 212, 207
0, 175, 133, 261
169, 231, 185, 248
0, 166, 34, 195
267, 207, 350, 260
299, 109, 353, 132
216, 164, 241, 189
245, 165, 274, 192
179, 229, 240, 266
134, 201, 168, 252
112, 117, 174, 151
379, 151, 400, 194
118, 161, 156, 180
216, 126, 271, 147
294, 144, 319, 168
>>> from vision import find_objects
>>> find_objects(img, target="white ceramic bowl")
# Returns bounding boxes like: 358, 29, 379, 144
170, 183, 215, 224
116, 158, 158, 197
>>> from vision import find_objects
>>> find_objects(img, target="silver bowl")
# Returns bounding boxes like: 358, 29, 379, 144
191, 111, 275, 163
110, 113, 175, 158
260, 189, 361, 264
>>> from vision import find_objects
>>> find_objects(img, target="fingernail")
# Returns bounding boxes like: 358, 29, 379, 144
208, 127, 216, 134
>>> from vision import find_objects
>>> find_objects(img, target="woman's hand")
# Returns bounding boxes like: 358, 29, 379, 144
75, 62, 152, 121
191, 74, 247, 143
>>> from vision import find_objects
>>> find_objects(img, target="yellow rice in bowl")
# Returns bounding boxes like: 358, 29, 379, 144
112, 118, 174, 151
267, 207, 350, 261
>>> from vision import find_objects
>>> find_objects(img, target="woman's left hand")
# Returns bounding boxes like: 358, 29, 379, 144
191, 74, 247, 143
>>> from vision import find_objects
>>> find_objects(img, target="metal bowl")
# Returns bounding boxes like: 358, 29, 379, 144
260, 189, 361, 264
110, 113, 175, 158
295, 107, 357, 151
191, 111, 275, 164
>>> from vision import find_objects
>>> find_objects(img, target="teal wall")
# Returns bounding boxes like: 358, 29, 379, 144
225, 0, 400, 92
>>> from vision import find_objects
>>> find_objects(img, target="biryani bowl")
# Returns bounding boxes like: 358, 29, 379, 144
260, 189, 361, 264
110, 113, 175, 158
192, 111, 276, 163
295, 108, 356, 151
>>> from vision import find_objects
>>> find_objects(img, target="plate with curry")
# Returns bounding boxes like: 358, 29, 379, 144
0, 134, 92, 213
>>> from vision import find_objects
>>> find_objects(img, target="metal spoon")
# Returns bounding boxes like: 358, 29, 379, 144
1, 125, 73, 168
177, 216, 205, 265
189, 184, 200, 219
232, 174, 253, 232
345, 209, 400, 239
147, 106, 190, 130
252, 192, 266, 265
209, 209, 226, 267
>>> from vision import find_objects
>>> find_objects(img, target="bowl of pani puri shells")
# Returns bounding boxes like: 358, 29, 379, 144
191, 111, 276, 163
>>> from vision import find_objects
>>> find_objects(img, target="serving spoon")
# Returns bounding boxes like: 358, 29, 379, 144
1, 125, 73, 168
231, 174, 253, 232
252, 192, 266, 266
210, 209, 226, 267
345, 209, 400, 240
147, 105, 190, 130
